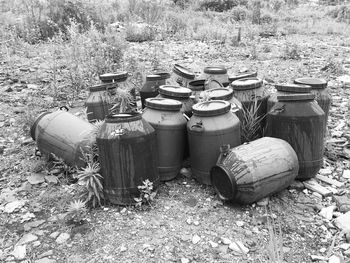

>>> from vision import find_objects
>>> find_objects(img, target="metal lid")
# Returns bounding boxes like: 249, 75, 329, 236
146, 74, 163, 81
30, 112, 51, 140
231, 77, 263, 90
152, 70, 171, 80
229, 71, 258, 82
294, 77, 327, 89
89, 83, 116, 92
206, 88, 234, 101
277, 93, 316, 101
188, 79, 205, 91
204, 66, 227, 75
99, 71, 128, 82
158, 85, 192, 98
173, 64, 196, 80
105, 112, 141, 123
145, 98, 182, 111
192, 100, 231, 117
275, 83, 311, 93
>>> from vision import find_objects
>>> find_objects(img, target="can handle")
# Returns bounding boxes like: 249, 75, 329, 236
59, 106, 69, 111
190, 122, 204, 132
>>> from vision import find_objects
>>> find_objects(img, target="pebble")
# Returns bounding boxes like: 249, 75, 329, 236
67, 255, 84, 263
27, 173, 45, 185
12, 245, 26, 260
334, 212, 350, 231
192, 235, 201, 244
339, 243, 350, 250
319, 247, 327, 253
228, 241, 249, 254
221, 237, 232, 245
328, 255, 342, 263
193, 221, 200, 226
343, 170, 350, 179
23, 220, 45, 231
4, 200, 26, 213
38, 250, 53, 259
319, 206, 336, 220
119, 244, 127, 252
236, 221, 244, 227
17, 233, 38, 245
186, 218, 192, 225
45, 176, 58, 184
32, 241, 41, 247
181, 258, 190, 263
56, 233, 70, 244
319, 168, 332, 175
35, 258, 56, 263
209, 241, 218, 248
256, 197, 269, 206
49, 232, 60, 239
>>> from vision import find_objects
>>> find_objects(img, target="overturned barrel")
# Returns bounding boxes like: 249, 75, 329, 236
31, 109, 95, 167
96, 113, 159, 205
211, 137, 299, 204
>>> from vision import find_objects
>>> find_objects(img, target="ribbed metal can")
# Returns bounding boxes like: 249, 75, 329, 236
266, 94, 325, 180
211, 137, 299, 204
96, 112, 159, 205
187, 100, 241, 185
198, 66, 230, 87
143, 98, 187, 181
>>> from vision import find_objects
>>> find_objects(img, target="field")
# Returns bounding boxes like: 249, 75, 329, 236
1, 0, 350, 262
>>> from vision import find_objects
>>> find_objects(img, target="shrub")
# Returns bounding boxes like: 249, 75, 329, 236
281, 43, 301, 60
199, 0, 248, 12
125, 23, 156, 42
327, 5, 350, 24
230, 6, 249, 21
127, 0, 165, 25
164, 11, 188, 36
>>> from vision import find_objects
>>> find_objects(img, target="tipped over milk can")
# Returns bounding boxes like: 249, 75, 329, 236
31, 109, 95, 167
211, 137, 299, 204
96, 112, 159, 205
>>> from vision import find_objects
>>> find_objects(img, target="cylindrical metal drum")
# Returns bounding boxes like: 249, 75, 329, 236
229, 71, 258, 82
267, 83, 311, 112
231, 77, 269, 141
158, 85, 193, 118
199, 66, 230, 87
266, 94, 325, 180
173, 64, 196, 87
85, 83, 116, 122
211, 137, 299, 204
294, 77, 331, 125
96, 113, 159, 205
188, 79, 205, 103
143, 98, 187, 181
31, 110, 95, 167
140, 74, 166, 109
187, 100, 241, 185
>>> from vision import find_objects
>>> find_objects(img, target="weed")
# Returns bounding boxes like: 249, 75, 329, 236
327, 5, 350, 24
240, 98, 265, 142
199, 0, 248, 12
76, 161, 104, 208
262, 44, 272, 53
281, 43, 301, 60
265, 207, 284, 263
230, 6, 249, 22
125, 23, 156, 42
127, 0, 165, 25
65, 199, 88, 225
134, 179, 157, 209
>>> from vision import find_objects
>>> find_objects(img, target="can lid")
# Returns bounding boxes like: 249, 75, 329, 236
30, 111, 51, 140
146, 74, 163, 81
89, 83, 116, 92
275, 83, 311, 93
145, 98, 182, 111
229, 71, 258, 82
204, 66, 227, 75
277, 93, 316, 101
105, 112, 141, 123
173, 64, 196, 80
206, 88, 234, 101
158, 85, 192, 98
99, 71, 128, 82
152, 70, 171, 80
231, 77, 263, 90
192, 100, 231, 116
294, 77, 327, 89
188, 79, 205, 91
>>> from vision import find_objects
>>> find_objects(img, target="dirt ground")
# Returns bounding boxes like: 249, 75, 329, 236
1, 30, 350, 263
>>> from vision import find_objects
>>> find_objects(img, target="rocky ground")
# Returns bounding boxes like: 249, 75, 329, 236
1, 32, 350, 263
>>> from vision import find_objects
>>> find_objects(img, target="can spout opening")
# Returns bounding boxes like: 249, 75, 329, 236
210, 166, 236, 201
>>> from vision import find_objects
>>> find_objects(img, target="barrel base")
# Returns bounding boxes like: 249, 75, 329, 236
159, 166, 180, 181
192, 169, 212, 185
296, 160, 323, 181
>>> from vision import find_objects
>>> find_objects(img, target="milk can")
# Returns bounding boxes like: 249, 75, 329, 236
140, 74, 166, 109
211, 137, 299, 204
231, 77, 269, 140
203, 87, 243, 122
187, 100, 241, 185
294, 77, 331, 125
173, 64, 196, 87
31, 109, 95, 167
266, 94, 325, 180
158, 85, 193, 118
267, 83, 311, 112
229, 70, 258, 82
96, 112, 159, 205
99, 72, 128, 83
188, 79, 205, 103
199, 66, 230, 87
143, 98, 187, 181
85, 83, 116, 122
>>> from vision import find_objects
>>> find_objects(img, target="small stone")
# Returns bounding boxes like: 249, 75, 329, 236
345, 231, 350, 242
23, 220, 45, 231
35, 258, 56, 263
186, 218, 192, 225
344, 249, 350, 256
120, 208, 127, 213
228, 241, 249, 254
4, 200, 26, 213
311, 255, 327, 261
27, 84, 39, 90
339, 243, 350, 250
328, 255, 342, 263
50, 169, 61, 175
343, 170, 350, 179
56, 233, 70, 244
38, 250, 53, 259
13, 107, 25, 114
12, 245, 26, 260
45, 176, 58, 184
180, 168, 192, 178
334, 212, 350, 231
319, 206, 336, 220
49, 232, 60, 239
32, 241, 41, 247
67, 255, 84, 263
333, 195, 350, 213
221, 237, 232, 245
209, 241, 218, 248
192, 235, 201, 244
319, 248, 327, 253
120, 244, 127, 252
27, 173, 45, 185
193, 221, 200, 226
181, 258, 190, 263
319, 168, 332, 175
289, 180, 305, 190
236, 221, 244, 227
17, 233, 38, 245
257, 197, 269, 206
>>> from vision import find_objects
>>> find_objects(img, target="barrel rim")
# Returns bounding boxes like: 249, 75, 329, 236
275, 83, 311, 93
188, 79, 206, 91
105, 112, 142, 123
192, 100, 231, 116
228, 71, 258, 82
152, 70, 171, 80
204, 66, 227, 75
277, 93, 316, 101
145, 98, 182, 111
173, 64, 196, 80
30, 111, 52, 140
206, 87, 234, 101
231, 77, 263, 90
99, 71, 128, 82
210, 165, 237, 201
146, 74, 164, 81
89, 83, 117, 92
293, 77, 328, 89
159, 85, 192, 98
